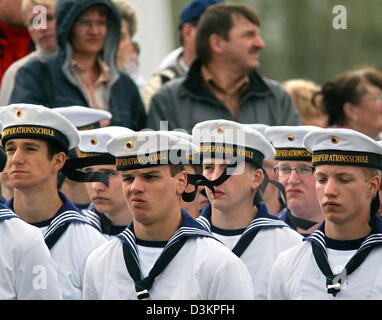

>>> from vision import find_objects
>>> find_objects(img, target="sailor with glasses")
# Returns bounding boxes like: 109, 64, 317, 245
266, 125, 324, 235
268, 127, 382, 299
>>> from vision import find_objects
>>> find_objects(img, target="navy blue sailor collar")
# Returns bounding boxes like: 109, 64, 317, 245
83, 203, 103, 233
304, 217, 382, 257
84, 203, 126, 236
117, 208, 214, 264
0, 202, 19, 221
7, 191, 91, 238
198, 202, 289, 235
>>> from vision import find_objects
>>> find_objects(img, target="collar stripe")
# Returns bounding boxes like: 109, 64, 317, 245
44, 210, 91, 240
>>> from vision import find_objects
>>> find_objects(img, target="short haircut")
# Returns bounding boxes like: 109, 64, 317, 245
361, 167, 382, 182
111, 0, 137, 37
21, 0, 57, 26
196, 3, 260, 64
169, 164, 185, 177
46, 139, 66, 160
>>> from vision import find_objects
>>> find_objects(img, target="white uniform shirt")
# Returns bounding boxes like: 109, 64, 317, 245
7, 192, 107, 300
268, 220, 382, 300
198, 203, 303, 300
0, 206, 62, 299
83, 211, 254, 300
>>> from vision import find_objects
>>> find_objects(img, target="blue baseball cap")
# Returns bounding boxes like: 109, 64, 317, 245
179, 0, 224, 28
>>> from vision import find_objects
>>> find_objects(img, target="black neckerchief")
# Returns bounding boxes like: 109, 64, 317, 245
304, 217, 382, 297
117, 209, 215, 299
286, 209, 318, 231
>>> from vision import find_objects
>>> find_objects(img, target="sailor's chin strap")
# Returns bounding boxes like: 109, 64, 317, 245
369, 190, 380, 228
253, 169, 287, 207
59, 159, 110, 188
182, 164, 236, 202
182, 164, 288, 208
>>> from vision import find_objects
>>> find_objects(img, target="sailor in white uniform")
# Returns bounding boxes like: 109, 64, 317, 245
82, 130, 254, 299
191, 120, 303, 300
76, 126, 134, 239
0, 104, 107, 299
0, 147, 62, 299
268, 128, 382, 299
55, 106, 112, 210
265, 126, 324, 235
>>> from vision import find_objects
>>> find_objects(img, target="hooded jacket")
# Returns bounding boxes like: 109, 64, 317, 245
9, 0, 146, 131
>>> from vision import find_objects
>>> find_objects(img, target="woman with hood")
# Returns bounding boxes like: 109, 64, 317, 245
9, 0, 146, 131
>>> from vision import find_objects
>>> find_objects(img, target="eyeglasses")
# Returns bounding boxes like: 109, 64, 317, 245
75, 18, 109, 28
274, 166, 315, 177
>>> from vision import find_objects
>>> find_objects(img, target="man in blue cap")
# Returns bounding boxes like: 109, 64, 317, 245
141, 0, 223, 111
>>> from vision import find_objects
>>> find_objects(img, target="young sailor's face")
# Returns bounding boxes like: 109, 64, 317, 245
120, 165, 186, 225
315, 165, 378, 225
4, 138, 63, 190
277, 160, 319, 214
84, 164, 127, 216
202, 158, 258, 211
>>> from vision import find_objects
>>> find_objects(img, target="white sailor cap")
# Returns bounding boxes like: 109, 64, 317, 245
54, 106, 112, 130
303, 128, 382, 169
265, 125, 319, 161
166, 130, 201, 163
243, 123, 270, 138
106, 130, 199, 171
76, 126, 134, 167
0, 103, 79, 152
192, 119, 275, 168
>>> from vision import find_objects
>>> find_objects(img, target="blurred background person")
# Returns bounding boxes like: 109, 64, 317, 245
141, 0, 223, 112
9, 0, 146, 131
283, 78, 328, 128
0, 0, 33, 85
112, 0, 145, 90
0, 0, 58, 105
315, 67, 382, 140
146, 3, 301, 132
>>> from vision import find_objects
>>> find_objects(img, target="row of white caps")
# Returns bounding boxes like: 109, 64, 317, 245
1, 104, 382, 169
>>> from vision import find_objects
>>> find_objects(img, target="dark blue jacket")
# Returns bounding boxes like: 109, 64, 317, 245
10, 0, 146, 131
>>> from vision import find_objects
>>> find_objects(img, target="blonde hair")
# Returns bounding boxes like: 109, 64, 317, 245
112, 0, 138, 37
283, 79, 326, 125
21, 0, 57, 26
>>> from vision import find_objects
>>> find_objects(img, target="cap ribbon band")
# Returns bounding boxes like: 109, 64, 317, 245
1, 125, 70, 152
312, 150, 382, 169
199, 143, 264, 168
275, 148, 312, 161
115, 149, 195, 171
